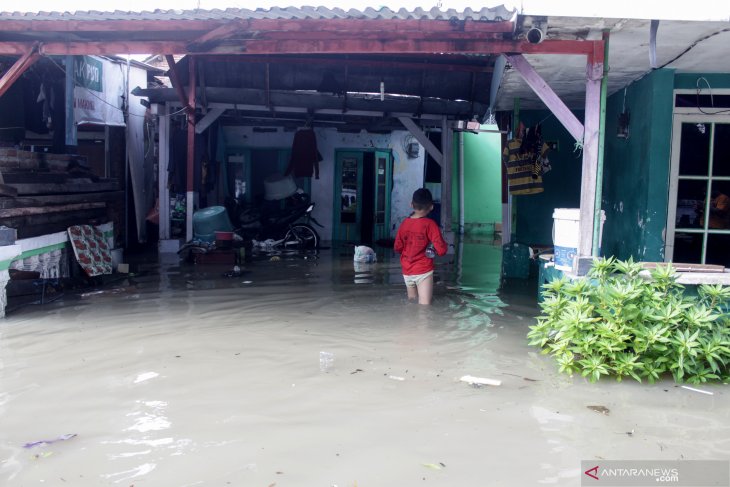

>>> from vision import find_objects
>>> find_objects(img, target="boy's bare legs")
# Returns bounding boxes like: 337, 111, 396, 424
416, 274, 434, 305
406, 284, 418, 301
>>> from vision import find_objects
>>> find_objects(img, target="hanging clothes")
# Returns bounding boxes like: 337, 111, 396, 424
285, 128, 322, 179
503, 124, 549, 196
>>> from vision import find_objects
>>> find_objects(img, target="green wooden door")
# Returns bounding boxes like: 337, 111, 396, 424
373, 150, 392, 241
334, 151, 364, 242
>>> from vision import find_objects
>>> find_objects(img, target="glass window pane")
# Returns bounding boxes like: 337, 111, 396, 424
675, 179, 707, 228
706, 234, 730, 267
713, 123, 730, 177
707, 181, 730, 230
341, 157, 358, 224
679, 122, 711, 176
673, 232, 703, 264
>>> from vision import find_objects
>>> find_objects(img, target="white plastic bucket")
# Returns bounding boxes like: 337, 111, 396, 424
552, 208, 606, 272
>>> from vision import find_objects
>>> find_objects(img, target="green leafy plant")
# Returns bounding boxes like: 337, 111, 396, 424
528, 258, 730, 383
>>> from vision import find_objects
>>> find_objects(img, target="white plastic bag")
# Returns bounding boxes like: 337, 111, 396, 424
353, 245, 377, 263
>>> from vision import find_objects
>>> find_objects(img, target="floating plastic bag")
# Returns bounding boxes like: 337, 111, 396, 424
353, 245, 377, 263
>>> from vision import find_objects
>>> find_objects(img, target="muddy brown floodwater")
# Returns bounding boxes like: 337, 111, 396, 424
1, 242, 729, 486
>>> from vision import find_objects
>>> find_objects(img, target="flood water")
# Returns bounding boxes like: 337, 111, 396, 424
1, 242, 729, 486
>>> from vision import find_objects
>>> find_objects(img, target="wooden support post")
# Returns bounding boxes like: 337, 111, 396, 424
186, 57, 196, 242
578, 55, 604, 258
505, 54, 584, 143
441, 116, 453, 234
0, 45, 40, 99
64, 55, 77, 147
397, 116, 442, 166
157, 103, 170, 240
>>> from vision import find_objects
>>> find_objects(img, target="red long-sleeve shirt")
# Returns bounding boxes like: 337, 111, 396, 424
394, 216, 448, 275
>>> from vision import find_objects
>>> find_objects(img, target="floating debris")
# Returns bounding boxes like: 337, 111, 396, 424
587, 405, 610, 415
460, 375, 501, 387
24, 433, 77, 449
388, 375, 405, 381
681, 386, 713, 395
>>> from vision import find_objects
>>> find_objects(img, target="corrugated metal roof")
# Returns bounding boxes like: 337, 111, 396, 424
0, 5, 515, 22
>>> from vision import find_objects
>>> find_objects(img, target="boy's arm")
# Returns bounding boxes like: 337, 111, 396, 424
394, 225, 404, 253
428, 221, 449, 256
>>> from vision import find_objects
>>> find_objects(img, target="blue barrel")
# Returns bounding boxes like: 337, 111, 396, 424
193, 206, 233, 242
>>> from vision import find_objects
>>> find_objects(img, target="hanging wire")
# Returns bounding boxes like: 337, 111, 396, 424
696, 77, 730, 115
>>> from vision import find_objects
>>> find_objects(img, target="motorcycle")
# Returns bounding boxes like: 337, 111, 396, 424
228, 192, 322, 250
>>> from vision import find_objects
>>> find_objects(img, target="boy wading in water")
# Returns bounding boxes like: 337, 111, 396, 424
394, 188, 448, 305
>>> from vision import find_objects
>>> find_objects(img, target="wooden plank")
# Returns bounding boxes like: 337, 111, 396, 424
505, 54, 584, 143
0, 191, 123, 209
398, 117, 442, 166
578, 59, 603, 258
195, 106, 225, 134
12, 181, 120, 195
0, 202, 106, 218
641, 262, 726, 273
0, 45, 40, 99
8, 208, 108, 238
0, 183, 18, 197
0, 39, 602, 57
1, 173, 68, 184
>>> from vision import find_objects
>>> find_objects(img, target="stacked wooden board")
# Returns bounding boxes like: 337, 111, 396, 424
0, 148, 123, 239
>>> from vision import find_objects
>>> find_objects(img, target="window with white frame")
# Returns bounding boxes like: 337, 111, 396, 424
667, 90, 730, 266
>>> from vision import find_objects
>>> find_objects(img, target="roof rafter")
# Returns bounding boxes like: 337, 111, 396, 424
0, 43, 41, 99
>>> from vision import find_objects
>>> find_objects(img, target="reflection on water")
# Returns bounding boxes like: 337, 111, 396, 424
1, 241, 729, 485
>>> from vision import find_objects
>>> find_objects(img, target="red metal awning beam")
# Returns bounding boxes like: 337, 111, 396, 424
202, 54, 493, 73
0, 18, 515, 34
0, 44, 40, 99
165, 55, 192, 114
0, 39, 602, 56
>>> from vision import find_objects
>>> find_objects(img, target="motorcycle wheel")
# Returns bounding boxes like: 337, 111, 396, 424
283, 224, 320, 249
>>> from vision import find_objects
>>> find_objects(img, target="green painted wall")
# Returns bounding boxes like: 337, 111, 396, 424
456, 125, 503, 235
674, 73, 730, 90
602, 68, 675, 261
513, 110, 584, 246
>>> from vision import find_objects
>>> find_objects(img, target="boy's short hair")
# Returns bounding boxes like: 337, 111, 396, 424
412, 188, 434, 210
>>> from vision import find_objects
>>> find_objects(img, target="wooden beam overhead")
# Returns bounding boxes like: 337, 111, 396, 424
0, 39, 601, 57
203, 54, 493, 73
0, 44, 40, 99
165, 55, 190, 112
188, 20, 246, 52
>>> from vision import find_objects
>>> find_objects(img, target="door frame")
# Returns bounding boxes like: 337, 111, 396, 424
333, 148, 393, 242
